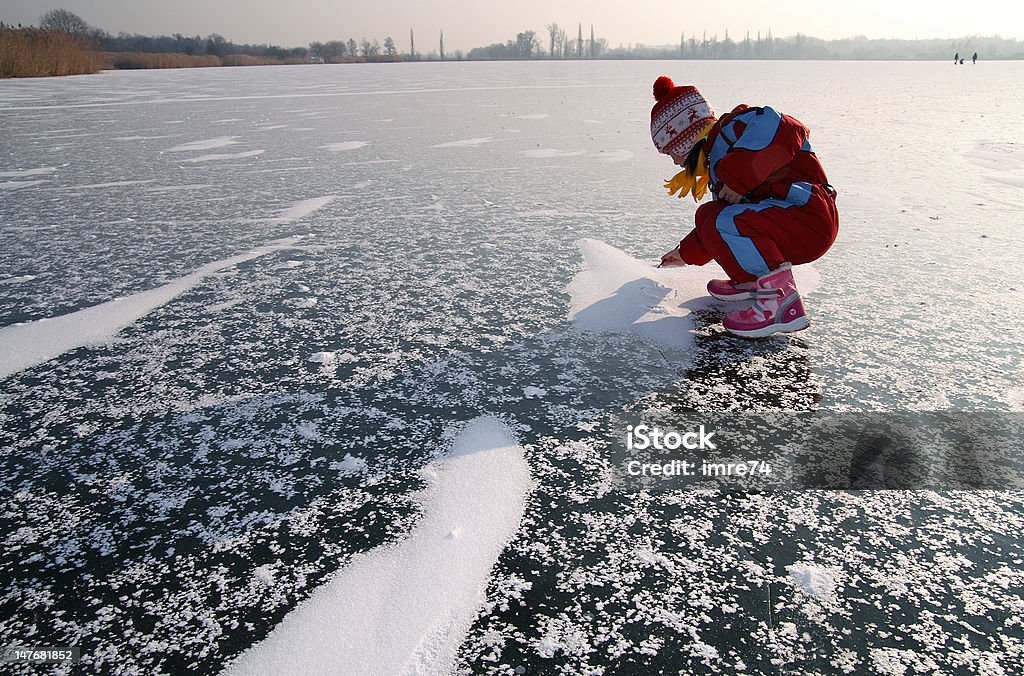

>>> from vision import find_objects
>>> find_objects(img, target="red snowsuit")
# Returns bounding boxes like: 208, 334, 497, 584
678, 105, 839, 283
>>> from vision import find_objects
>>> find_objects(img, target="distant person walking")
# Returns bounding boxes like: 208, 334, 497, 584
954, 52, 959, 64
972, 52, 978, 64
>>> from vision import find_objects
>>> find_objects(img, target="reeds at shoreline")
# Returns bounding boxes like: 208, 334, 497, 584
0, 26, 347, 78
0, 23, 101, 77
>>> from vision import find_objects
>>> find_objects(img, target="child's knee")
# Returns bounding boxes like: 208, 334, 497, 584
694, 202, 725, 236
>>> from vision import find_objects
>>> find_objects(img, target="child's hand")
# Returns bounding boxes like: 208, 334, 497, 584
719, 184, 745, 204
660, 247, 686, 267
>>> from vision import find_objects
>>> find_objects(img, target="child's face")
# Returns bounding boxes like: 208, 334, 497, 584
669, 152, 687, 168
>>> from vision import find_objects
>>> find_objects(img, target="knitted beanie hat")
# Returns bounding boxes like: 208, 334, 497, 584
650, 76, 717, 156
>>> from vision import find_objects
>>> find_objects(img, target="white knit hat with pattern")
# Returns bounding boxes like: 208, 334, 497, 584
650, 76, 717, 156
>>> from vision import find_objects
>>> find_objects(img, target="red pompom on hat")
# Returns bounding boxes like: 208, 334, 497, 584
650, 76, 716, 156
652, 75, 675, 102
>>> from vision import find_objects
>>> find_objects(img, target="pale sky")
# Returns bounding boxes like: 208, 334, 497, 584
2, 0, 1022, 51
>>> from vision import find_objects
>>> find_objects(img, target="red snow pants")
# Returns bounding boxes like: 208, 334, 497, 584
678, 182, 839, 283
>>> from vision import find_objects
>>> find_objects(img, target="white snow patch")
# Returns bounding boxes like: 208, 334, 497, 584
320, 141, 368, 152
566, 239, 819, 350
61, 180, 154, 190
516, 113, 549, 120
522, 386, 547, 399
0, 237, 302, 380
786, 562, 840, 602
431, 138, 494, 148
519, 148, 586, 159
113, 134, 179, 141
286, 297, 318, 309
0, 275, 37, 285
597, 149, 634, 163
225, 416, 532, 676
0, 167, 56, 178
271, 196, 336, 223
1007, 387, 1024, 412
0, 180, 46, 190
254, 564, 277, 587
182, 150, 264, 163
166, 136, 240, 152
307, 352, 336, 365
329, 454, 368, 475
143, 183, 212, 193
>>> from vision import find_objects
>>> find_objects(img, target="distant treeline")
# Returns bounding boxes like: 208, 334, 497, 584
466, 25, 1023, 60
3, 8, 1022, 78
617, 32, 1024, 61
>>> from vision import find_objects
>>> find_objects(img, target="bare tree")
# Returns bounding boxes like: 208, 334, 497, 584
409, 28, 415, 60
577, 23, 583, 58
545, 23, 559, 59
589, 25, 595, 58
38, 8, 90, 35
440, 29, 444, 60
347, 38, 357, 57
383, 36, 397, 56
514, 31, 539, 58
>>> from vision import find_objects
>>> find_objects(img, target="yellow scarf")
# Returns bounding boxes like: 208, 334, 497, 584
664, 122, 715, 202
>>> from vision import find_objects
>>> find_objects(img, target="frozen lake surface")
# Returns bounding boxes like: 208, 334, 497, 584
1, 60, 1023, 673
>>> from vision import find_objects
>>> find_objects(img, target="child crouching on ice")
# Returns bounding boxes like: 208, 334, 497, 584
651, 76, 839, 338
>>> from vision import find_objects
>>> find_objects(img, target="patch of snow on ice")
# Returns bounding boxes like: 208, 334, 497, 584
1007, 387, 1024, 412
0, 180, 46, 190
224, 416, 532, 676
286, 297, 318, 309
519, 148, 586, 159
0, 275, 37, 285
0, 167, 56, 178
0, 237, 302, 380
166, 136, 240, 152
786, 562, 839, 602
320, 141, 368, 152
271, 196, 336, 223
329, 454, 368, 475
61, 180, 154, 190
254, 564, 277, 587
522, 386, 547, 399
182, 150, 264, 163
566, 239, 819, 350
431, 137, 495, 148
597, 149, 633, 163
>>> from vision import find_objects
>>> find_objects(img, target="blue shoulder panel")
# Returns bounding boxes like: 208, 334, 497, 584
731, 107, 783, 152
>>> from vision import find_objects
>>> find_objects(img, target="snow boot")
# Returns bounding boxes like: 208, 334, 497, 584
722, 263, 809, 338
707, 278, 757, 301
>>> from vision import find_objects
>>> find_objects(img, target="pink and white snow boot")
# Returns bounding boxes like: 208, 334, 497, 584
707, 278, 757, 301
722, 263, 809, 338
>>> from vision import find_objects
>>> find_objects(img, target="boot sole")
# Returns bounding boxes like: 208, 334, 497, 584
725, 316, 810, 338
708, 291, 756, 302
